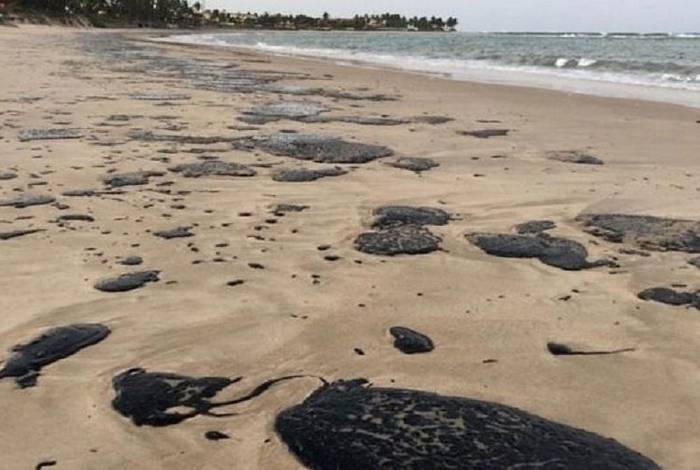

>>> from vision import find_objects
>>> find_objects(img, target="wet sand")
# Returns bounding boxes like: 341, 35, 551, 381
1, 24, 699, 469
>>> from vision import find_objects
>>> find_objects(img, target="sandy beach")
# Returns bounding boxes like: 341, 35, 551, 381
1, 24, 699, 469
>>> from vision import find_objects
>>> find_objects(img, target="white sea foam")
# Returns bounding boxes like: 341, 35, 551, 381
578, 58, 597, 67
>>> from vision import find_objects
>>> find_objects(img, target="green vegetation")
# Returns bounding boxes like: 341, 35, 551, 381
3, 0, 201, 26
1, 1, 458, 31
220, 12, 458, 31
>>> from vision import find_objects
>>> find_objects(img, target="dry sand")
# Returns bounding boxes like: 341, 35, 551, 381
1, 24, 699, 469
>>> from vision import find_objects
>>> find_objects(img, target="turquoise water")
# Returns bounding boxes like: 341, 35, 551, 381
163, 31, 700, 105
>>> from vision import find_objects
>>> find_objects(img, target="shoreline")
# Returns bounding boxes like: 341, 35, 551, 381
1, 24, 699, 469
155, 30, 700, 109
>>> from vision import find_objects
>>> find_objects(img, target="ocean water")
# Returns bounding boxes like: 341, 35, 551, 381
161, 31, 700, 107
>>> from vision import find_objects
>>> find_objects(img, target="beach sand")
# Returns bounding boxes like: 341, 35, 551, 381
1, 24, 699, 469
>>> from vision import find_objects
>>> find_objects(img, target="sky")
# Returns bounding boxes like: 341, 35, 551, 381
205, 0, 699, 32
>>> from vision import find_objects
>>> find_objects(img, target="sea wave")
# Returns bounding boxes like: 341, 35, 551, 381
554, 57, 598, 68
159, 32, 700, 106
491, 32, 700, 39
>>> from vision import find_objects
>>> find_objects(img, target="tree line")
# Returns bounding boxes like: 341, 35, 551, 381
6, 0, 200, 25
4, 0, 458, 30
218, 11, 458, 31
